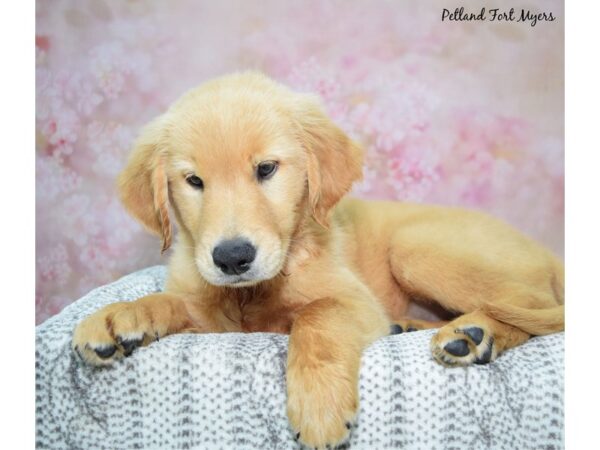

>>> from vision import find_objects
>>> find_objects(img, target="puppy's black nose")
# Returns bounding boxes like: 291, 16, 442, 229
212, 239, 256, 275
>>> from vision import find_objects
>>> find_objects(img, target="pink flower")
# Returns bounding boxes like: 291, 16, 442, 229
37, 244, 71, 286
36, 156, 82, 202
287, 58, 341, 101
387, 157, 440, 201
89, 42, 129, 98
86, 121, 135, 176
40, 107, 80, 158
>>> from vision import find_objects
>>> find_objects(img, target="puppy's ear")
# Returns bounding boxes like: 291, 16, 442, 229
117, 115, 172, 253
293, 95, 363, 227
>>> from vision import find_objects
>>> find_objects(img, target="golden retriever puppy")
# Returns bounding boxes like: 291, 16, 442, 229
72, 72, 564, 449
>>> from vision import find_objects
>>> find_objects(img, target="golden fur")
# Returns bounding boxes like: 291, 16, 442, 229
72, 72, 564, 449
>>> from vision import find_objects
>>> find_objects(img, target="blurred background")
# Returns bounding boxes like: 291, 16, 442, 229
36, 0, 564, 323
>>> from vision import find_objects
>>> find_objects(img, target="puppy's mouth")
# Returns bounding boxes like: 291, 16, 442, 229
220, 274, 261, 288
196, 260, 282, 288
195, 241, 286, 288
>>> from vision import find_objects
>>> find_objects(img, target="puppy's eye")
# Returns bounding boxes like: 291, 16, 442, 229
256, 161, 278, 181
186, 174, 204, 189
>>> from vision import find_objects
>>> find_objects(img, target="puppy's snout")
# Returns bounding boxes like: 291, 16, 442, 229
212, 238, 257, 275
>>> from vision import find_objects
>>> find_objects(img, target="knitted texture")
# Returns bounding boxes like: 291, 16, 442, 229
36, 266, 564, 449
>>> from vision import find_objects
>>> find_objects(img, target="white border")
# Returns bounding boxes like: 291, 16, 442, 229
0, 0, 594, 447
565, 0, 600, 447
0, 1, 35, 448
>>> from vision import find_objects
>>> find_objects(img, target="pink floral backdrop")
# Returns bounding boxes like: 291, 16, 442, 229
36, 0, 564, 324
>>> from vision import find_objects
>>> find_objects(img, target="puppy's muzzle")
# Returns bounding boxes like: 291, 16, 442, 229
212, 238, 257, 275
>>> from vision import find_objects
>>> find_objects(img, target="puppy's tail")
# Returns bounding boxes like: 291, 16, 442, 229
482, 303, 565, 335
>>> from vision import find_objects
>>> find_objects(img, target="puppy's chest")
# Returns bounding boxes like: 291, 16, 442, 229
223, 294, 307, 335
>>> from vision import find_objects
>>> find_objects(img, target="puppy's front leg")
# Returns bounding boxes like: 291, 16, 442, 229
286, 293, 389, 449
72, 293, 205, 366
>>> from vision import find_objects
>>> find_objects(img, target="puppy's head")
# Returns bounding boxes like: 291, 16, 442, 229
118, 72, 362, 287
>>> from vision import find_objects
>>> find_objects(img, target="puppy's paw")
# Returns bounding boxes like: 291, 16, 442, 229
389, 320, 423, 335
287, 365, 357, 449
430, 324, 496, 366
72, 302, 161, 366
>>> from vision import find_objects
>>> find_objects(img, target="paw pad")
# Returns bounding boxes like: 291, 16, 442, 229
461, 326, 484, 345
443, 339, 470, 356
432, 324, 496, 366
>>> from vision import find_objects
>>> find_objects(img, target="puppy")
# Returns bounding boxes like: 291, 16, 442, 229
72, 72, 564, 449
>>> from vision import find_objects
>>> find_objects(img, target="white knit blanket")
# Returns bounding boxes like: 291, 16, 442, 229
35, 266, 564, 449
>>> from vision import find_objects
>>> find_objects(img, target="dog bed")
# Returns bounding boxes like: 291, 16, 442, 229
35, 266, 564, 449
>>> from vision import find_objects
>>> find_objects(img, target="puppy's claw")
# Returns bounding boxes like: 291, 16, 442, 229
389, 324, 403, 335
73, 345, 85, 362
118, 337, 143, 356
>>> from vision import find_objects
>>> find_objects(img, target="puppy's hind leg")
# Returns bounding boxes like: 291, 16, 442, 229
387, 230, 564, 366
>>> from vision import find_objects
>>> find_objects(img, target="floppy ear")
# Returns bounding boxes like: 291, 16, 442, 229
117, 115, 172, 253
293, 95, 364, 227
